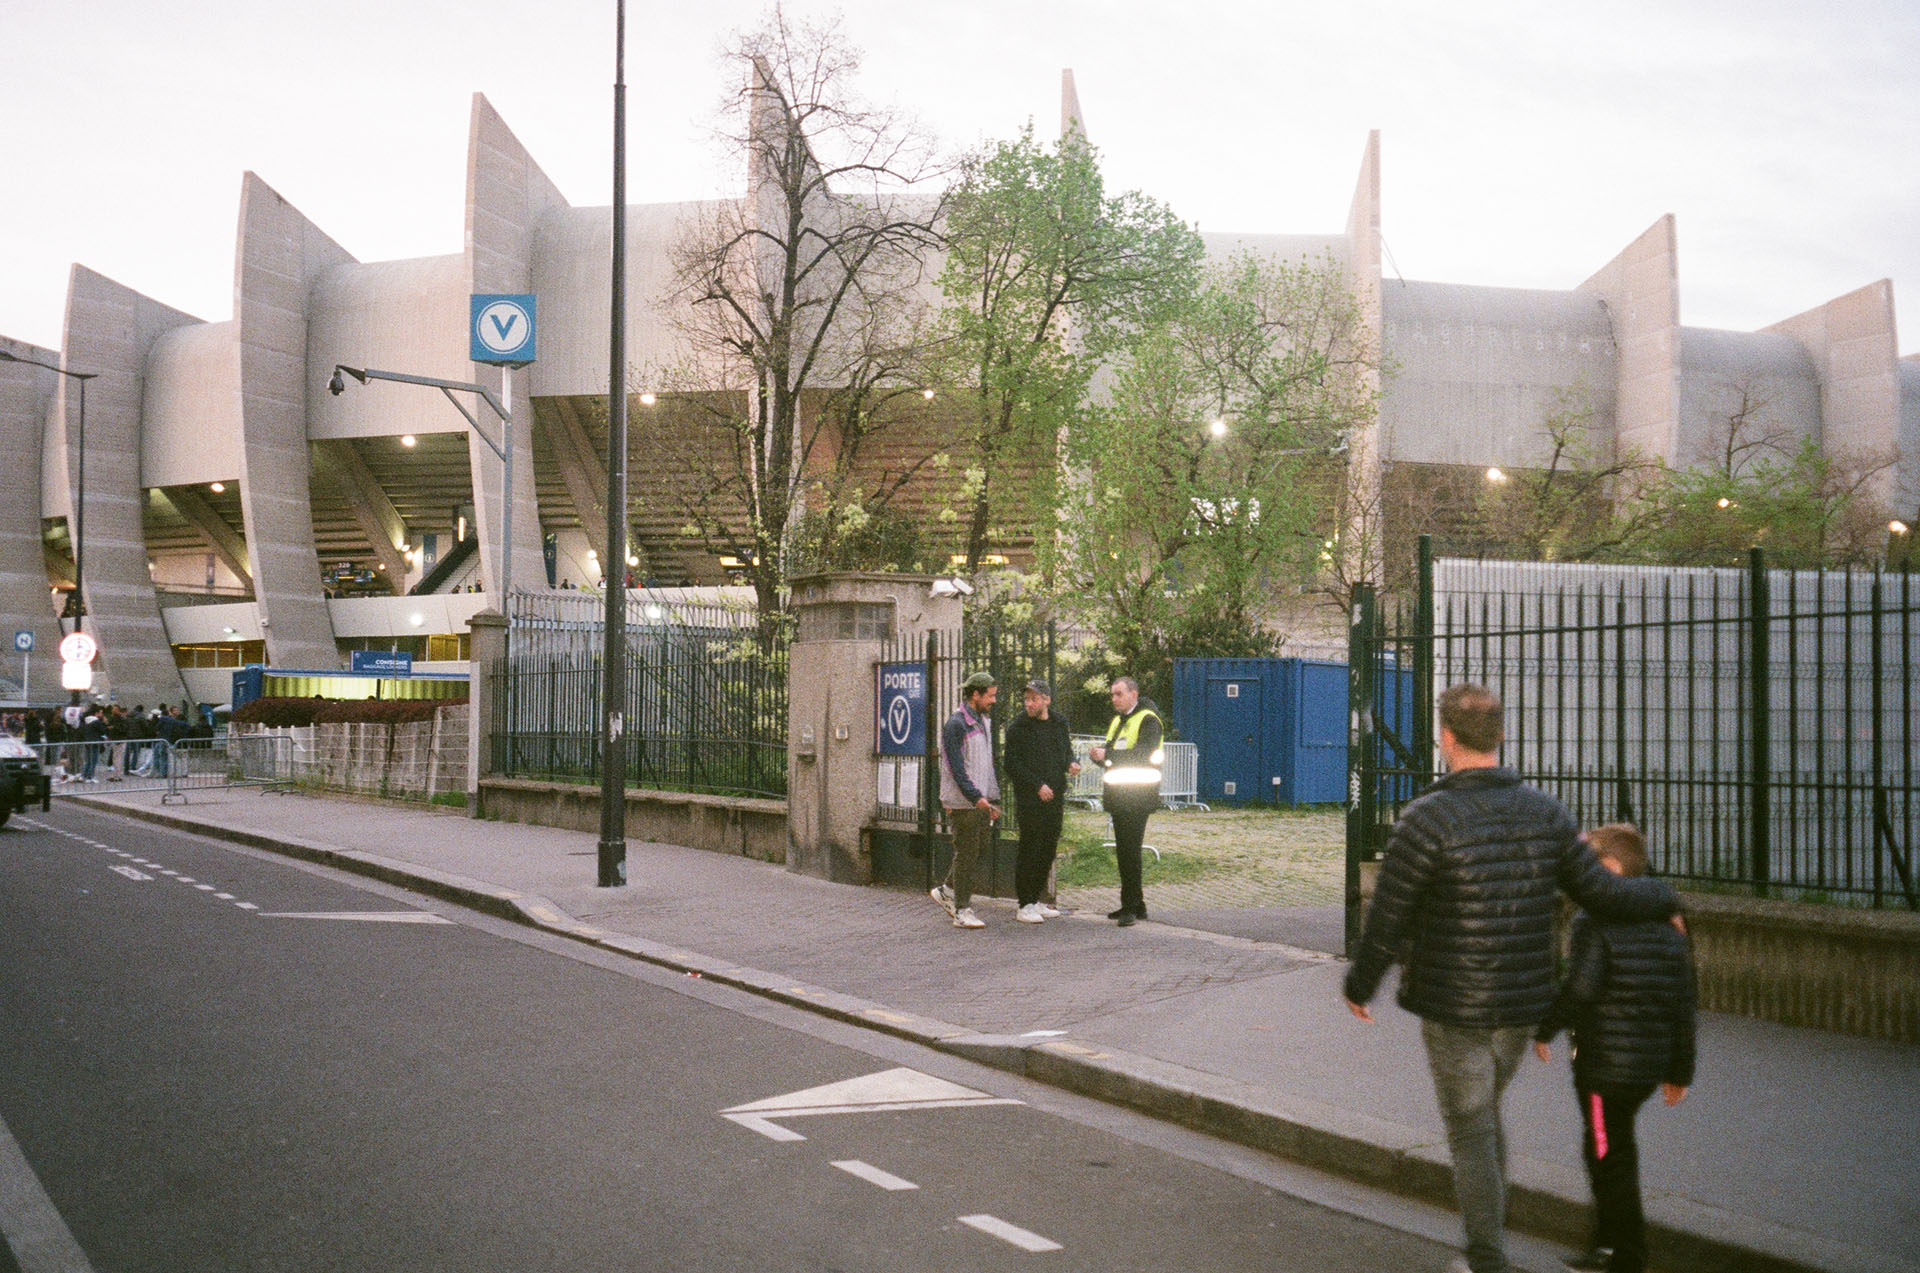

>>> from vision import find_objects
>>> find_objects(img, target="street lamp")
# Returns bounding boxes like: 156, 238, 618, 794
600, 0, 632, 888
1, 350, 97, 637
328, 364, 520, 605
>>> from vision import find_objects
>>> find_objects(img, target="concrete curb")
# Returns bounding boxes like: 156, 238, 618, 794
68, 796, 1894, 1273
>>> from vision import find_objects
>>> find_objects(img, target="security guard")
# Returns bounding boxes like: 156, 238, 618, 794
1089, 675, 1162, 927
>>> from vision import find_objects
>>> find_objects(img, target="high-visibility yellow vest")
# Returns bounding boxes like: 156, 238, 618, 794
1103, 708, 1163, 788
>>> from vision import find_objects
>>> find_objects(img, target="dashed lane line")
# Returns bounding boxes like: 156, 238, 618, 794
829, 1160, 918, 1192
958, 1214, 1062, 1253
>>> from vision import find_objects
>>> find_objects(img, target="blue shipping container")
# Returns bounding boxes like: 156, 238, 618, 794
1172, 657, 1415, 807
1172, 658, 1348, 806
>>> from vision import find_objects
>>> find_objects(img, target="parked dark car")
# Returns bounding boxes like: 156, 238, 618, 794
0, 733, 51, 827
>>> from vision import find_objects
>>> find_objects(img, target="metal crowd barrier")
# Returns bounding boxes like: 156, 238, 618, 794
30, 736, 294, 803
1067, 736, 1209, 813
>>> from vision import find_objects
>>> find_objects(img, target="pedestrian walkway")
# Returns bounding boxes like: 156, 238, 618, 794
59, 788, 1919, 1273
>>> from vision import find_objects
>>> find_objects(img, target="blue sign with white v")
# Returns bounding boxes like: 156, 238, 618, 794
470, 294, 537, 365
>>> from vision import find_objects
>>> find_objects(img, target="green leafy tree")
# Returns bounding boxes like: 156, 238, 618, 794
1059, 252, 1377, 683
935, 124, 1204, 574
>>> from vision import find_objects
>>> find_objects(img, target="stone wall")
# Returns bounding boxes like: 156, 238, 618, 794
478, 776, 786, 863
238, 704, 468, 803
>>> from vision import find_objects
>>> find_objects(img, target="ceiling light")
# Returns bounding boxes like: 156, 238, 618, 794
209, 482, 225, 493
401, 435, 417, 448
639, 392, 657, 406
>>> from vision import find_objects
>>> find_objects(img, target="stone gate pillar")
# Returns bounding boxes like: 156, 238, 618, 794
786, 573, 959, 882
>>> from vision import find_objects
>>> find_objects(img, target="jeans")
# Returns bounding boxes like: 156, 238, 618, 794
1422, 1019, 1532, 1273
944, 806, 991, 909
1014, 797, 1063, 906
1578, 1081, 1657, 1272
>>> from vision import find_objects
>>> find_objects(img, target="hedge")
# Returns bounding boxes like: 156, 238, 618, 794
232, 696, 468, 727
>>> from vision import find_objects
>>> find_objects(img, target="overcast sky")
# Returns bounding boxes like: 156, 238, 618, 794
3, 0, 1915, 355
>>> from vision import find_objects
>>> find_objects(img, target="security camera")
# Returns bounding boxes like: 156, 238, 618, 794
328, 369, 346, 397
931, 577, 973, 597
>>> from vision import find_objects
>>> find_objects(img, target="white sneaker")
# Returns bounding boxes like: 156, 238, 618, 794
1037, 903, 1063, 918
952, 907, 985, 929
1016, 903, 1046, 924
931, 884, 956, 917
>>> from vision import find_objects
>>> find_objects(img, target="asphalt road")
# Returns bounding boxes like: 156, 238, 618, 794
1, 803, 1471, 1273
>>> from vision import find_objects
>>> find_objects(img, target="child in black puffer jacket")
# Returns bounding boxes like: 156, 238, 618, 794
1535, 823, 1697, 1273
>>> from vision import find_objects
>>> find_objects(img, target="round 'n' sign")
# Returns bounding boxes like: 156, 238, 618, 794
475, 298, 534, 358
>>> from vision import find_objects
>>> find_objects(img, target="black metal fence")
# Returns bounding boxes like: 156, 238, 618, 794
491, 625, 788, 799
874, 621, 1084, 821
1350, 541, 1918, 923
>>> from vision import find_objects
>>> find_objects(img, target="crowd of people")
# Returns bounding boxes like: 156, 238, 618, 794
1, 701, 208, 783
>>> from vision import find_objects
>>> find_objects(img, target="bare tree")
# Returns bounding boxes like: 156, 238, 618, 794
655, 8, 949, 627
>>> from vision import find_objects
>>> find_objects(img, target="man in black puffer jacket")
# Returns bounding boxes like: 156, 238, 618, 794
1534, 824, 1695, 1273
1343, 684, 1679, 1273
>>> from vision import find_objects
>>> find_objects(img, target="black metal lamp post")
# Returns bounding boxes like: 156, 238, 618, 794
598, 0, 631, 888
1, 349, 97, 638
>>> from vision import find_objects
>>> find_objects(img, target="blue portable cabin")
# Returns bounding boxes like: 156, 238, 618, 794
1171, 657, 1417, 807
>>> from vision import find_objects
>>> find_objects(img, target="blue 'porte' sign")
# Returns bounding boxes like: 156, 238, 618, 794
876, 662, 927, 757
470, 294, 536, 364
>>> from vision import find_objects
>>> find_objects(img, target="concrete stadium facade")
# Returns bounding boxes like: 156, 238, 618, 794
3, 77, 1915, 708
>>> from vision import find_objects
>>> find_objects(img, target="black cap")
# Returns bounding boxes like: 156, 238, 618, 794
1024, 679, 1051, 697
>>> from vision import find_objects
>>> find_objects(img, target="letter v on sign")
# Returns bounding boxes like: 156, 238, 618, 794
470, 293, 536, 364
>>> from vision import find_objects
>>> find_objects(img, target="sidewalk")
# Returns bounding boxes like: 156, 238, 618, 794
63, 788, 1919, 1273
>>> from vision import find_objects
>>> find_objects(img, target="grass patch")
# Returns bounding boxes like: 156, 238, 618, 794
1054, 817, 1220, 889
429, 791, 468, 808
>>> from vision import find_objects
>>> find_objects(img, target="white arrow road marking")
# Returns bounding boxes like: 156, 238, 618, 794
258, 912, 451, 924
108, 865, 152, 882
959, 1215, 1062, 1253
830, 1160, 918, 1191
721, 1066, 1021, 1142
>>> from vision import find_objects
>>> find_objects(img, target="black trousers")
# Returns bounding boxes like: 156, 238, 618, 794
1013, 796, 1063, 906
1106, 790, 1154, 915
1577, 1080, 1657, 1272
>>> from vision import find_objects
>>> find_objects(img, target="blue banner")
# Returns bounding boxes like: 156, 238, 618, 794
350, 651, 414, 676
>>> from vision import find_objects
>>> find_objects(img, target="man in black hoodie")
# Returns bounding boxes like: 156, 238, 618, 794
1003, 679, 1078, 924
1343, 684, 1679, 1273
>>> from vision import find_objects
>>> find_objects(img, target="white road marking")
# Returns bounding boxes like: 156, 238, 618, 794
0, 1103, 99, 1272
234, 903, 258, 911
721, 1067, 1022, 1141
830, 1160, 918, 1191
257, 912, 451, 924
215, 893, 235, 900
959, 1215, 1062, 1253
723, 1114, 808, 1142
194, 885, 215, 891
175, 877, 195, 884
726, 1067, 1022, 1116
1020, 1029, 1069, 1037
108, 865, 153, 882
157, 870, 178, 877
